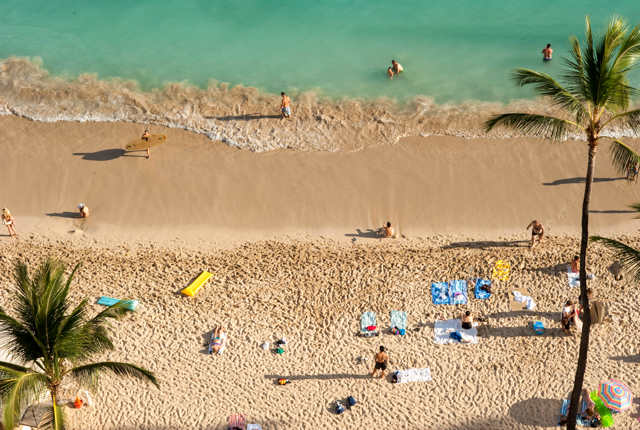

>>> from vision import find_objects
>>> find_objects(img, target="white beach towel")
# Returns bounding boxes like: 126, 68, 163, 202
512, 291, 536, 310
433, 319, 478, 345
567, 267, 580, 288
247, 425, 263, 430
395, 368, 432, 383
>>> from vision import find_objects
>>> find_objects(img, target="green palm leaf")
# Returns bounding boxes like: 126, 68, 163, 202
0, 368, 49, 430
39, 403, 67, 430
70, 361, 159, 391
484, 113, 581, 141
591, 236, 640, 281
605, 138, 640, 175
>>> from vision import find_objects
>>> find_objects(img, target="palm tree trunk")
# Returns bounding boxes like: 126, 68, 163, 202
567, 143, 596, 430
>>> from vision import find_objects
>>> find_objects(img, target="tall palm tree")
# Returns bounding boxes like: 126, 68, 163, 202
0, 259, 159, 430
484, 16, 640, 429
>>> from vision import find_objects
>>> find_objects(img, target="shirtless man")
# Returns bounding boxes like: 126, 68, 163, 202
526, 220, 545, 248
391, 60, 403, 74
77, 204, 89, 218
379, 221, 394, 238
542, 44, 553, 61
141, 130, 151, 159
280, 92, 291, 120
371, 346, 388, 379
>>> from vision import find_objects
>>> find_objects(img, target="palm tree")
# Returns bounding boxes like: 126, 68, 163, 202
484, 16, 640, 429
0, 259, 159, 430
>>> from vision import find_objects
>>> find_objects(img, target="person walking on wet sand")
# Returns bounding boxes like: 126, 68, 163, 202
280, 92, 291, 120
371, 346, 388, 379
2, 208, 17, 237
141, 130, 151, 159
526, 220, 545, 248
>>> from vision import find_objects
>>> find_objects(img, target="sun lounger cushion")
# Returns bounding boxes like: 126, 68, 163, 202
474, 279, 491, 299
96, 296, 138, 310
431, 282, 450, 305
448, 280, 468, 305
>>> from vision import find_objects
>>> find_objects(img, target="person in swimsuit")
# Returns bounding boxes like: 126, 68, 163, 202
561, 300, 580, 335
77, 204, 89, 218
578, 287, 593, 312
379, 222, 394, 238
570, 255, 580, 273
371, 346, 388, 379
542, 44, 553, 61
210, 325, 227, 354
387, 67, 394, 79
280, 92, 291, 120
2, 208, 17, 237
141, 130, 151, 159
526, 220, 545, 248
559, 389, 599, 426
460, 311, 474, 330
391, 60, 403, 74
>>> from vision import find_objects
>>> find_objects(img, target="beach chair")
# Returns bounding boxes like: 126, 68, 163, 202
390, 310, 407, 335
228, 413, 246, 430
360, 311, 378, 337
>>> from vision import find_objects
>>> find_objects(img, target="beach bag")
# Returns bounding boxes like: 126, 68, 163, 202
450, 331, 462, 342
392, 371, 399, 383
347, 396, 357, 407
533, 321, 544, 335
335, 401, 345, 414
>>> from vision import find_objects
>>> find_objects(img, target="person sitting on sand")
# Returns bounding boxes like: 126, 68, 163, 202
559, 389, 599, 426
141, 130, 152, 158
561, 300, 581, 335
460, 311, 475, 330
526, 220, 545, 248
2, 208, 17, 237
542, 44, 553, 61
378, 222, 394, 238
210, 325, 227, 354
77, 204, 89, 218
387, 67, 394, 79
391, 60, 403, 74
570, 255, 580, 273
371, 346, 388, 379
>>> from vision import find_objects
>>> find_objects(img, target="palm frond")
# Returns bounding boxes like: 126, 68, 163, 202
0, 369, 49, 430
591, 236, 640, 282
561, 35, 590, 107
484, 113, 582, 140
601, 108, 640, 134
512, 69, 588, 123
69, 361, 159, 391
39, 403, 67, 430
629, 202, 640, 218
0, 312, 50, 365
605, 137, 640, 175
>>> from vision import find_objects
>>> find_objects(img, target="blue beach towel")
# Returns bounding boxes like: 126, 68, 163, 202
559, 399, 591, 427
448, 280, 468, 305
97, 296, 138, 311
474, 279, 492, 300
431, 282, 450, 305
390, 310, 407, 333
360, 312, 377, 333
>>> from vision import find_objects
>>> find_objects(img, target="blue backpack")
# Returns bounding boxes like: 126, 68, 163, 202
450, 331, 462, 342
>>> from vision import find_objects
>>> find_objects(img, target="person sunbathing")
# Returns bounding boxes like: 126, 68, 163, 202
210, 325, 226, 354
559, 389, 599, 426
460, 311, 474, 330
570, 255, 580, 273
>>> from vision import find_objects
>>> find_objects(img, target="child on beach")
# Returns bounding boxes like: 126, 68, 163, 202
78, 204, 89, 218
2, 208, 17, 237
387, 67, 394, 79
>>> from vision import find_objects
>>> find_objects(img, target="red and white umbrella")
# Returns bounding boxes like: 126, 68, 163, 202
598, 379, 633, 412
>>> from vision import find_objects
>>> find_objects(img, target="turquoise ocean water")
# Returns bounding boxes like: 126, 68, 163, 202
2, 0, 639, 104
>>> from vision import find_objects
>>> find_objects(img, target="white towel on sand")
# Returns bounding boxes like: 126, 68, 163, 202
433, 319, 479, 345
395, 368, 432, 383
512, 291, 536, 310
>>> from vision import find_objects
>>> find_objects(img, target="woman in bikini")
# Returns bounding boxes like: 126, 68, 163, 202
460, 311, 474, 330
210, 325, 226, 354
2, 208, 17, 237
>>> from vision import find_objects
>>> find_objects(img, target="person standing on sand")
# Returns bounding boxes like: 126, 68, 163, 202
371, 346, 388, 379
526, 220, 545, 248
280, 92, 291, 120
542, 44, 553, 61
77, 204, 89, 218
391, 60, 403, 74
141, 130, 151, 159
2, 208, 17, 237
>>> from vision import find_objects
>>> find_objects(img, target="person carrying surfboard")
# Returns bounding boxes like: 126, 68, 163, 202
142, 130, 151, 158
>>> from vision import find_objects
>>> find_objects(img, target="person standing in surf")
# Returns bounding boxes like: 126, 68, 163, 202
542, 44, 553, 61
392, 60, 403, 74
280, 92, 291, 120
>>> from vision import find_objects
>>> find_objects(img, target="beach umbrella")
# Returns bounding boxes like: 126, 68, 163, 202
598, 379, 633, 412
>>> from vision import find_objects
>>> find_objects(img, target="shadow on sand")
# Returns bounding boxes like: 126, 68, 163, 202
264, 373, 370, 383
73, 149, 146, 161
206, 114, 281, 121
443, 240, 527, 250
345, 229, 381, 239
46, 212, 79, 219
589, 209, 636, 214
542, 177, 623, 186
509, 398, 562, 427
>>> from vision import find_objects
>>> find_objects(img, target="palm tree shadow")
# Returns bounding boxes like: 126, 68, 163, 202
589, 209, 636, 214
73, 149, 145, 161
46, 212, 79, 218
443, 240, 527, 250
509, 398, 562, 427
345, 229, 381, 239
205, 113, 281, 121
264, 373, 370, 383
609, 354, 640, 363
542, 177, 623, 186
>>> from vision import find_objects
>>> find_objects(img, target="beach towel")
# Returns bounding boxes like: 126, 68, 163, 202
509, 288, 531, 312
209, 332, 227, 354
390, 310, 407, 334
247, 425, 262, 430
433, 319, 478, 345
431, 282, 450, 305
474, 279, 492, 299
228, 413, 246, 430
559, 399, 598, 427
512, 291, 535, 310
449, 280, 468, 305
360, 312, 378, 336
567, 267, 580, 288
492, 260, 510, 281
96, 296, 138, 311
394, 368, 432, 383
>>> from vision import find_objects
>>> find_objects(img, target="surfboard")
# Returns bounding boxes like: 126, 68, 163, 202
125, 134, 167, 151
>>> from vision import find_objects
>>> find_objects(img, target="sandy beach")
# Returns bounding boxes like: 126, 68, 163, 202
1, 115, 640, 429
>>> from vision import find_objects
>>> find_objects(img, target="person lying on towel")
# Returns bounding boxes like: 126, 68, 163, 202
210, 325, 227, 354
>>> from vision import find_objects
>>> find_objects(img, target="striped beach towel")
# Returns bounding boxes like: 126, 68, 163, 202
449, 280, 468, 305
390, 310, 407, 332
474, 279, 492, 299
360, 312, 377, 336
431, 282, 450, 305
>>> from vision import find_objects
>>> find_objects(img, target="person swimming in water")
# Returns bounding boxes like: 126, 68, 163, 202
542, 44, 553, 61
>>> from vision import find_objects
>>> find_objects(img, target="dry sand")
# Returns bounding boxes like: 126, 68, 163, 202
1, 115, 640, 429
